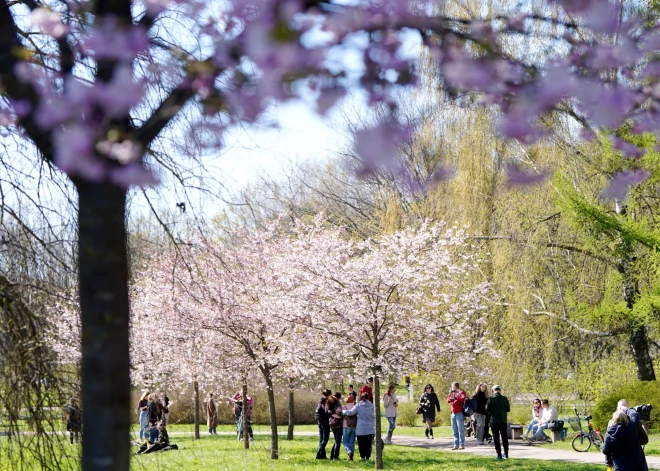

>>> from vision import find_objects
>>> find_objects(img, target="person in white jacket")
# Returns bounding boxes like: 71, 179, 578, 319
533, 399, 558, 441
383, 384, 398, 444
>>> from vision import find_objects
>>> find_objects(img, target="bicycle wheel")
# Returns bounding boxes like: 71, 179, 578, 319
572, 434, 592, 452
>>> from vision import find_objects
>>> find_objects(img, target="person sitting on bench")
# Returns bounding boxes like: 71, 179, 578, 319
533, 399, 558, 441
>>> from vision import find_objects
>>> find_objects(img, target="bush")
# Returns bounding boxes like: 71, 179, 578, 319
396, 401, 419, 427
592, 381, 660, 432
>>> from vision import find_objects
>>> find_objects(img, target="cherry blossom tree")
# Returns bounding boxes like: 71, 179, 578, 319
281, 219, 491, 469
4, 0, 660, 468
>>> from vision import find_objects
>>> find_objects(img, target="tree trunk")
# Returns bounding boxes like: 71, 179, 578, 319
242, 381, 249, 449
373, 370, 383, 470
262, 369, 279, 459
194, 380, 200, 440
630, 325, 655, 381
76, 181, 130, 471
287, 383, 294, 441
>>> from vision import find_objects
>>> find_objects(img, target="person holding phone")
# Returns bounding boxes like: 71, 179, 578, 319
383, 384, 398, 444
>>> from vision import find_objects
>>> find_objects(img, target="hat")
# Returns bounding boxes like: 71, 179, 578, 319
492, 385, 501, 391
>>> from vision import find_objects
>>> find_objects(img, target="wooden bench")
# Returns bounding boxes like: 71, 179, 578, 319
510, 424, 524, 440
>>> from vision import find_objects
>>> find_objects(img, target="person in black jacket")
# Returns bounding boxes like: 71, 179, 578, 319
146, 393, 161, 443
485, 385, 510, 460
316, 389, 332, 459
472, 383, 488, 445
66, 398, 81, 444
419, 384, 440, 439
603, 410, 647, 471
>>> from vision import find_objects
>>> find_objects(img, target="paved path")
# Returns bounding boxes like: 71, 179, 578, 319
392, 435, 660, 469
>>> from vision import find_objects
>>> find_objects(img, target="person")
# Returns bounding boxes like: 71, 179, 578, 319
472, 383, 488, 445
383, 384, 398, 444
447, 382, 466, 450
326, 392, 343, 460
159, 390, 170, 426
360, 378, 374, 403
342, 394, 357, 460
485, 384, 510, 460
206, 392, 218, 435
522, 398, 543, 440
66, 398, 82, 444
147, 393, 161, 443
231, 392, 254, 441
419, 384, 440, 439
137, 391, 149, 441
603, 410, 647, 470
316, 389, 332, 459
342, 392, 375, 461
347, 384, 358, 401
533, 399, 558, 441
615, 399, 649, 471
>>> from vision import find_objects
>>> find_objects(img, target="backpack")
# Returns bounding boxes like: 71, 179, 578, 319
463, 397, 477, 416
328, 406, 342, 428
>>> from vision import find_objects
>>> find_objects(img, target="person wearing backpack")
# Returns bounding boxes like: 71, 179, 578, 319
315, 389, 332, 459
383, 384, 398, 444
473, 383, 489, 445
342, 395, 357, 460
447, 382, 467, 450
326, 393, 344, 460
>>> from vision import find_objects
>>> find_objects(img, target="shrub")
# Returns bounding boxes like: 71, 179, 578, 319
396, 401, 419, 427
592, 381, 660, 432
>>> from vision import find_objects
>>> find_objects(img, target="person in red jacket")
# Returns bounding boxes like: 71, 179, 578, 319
447, 382, 467, 450
360, 377, 374, 403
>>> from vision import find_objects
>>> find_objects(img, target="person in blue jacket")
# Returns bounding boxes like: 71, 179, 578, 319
602, 410, 647, 471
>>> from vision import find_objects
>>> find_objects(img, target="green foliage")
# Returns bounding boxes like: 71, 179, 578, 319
592, 381, 660, 431
396, 401, 420, 427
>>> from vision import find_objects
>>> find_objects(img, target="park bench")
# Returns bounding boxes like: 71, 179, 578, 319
509, 424, 523, 440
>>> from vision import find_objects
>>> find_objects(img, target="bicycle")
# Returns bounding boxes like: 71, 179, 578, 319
568, 406, 604, 452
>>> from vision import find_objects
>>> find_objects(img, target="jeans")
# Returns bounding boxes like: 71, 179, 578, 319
534, 423, 550, 440
316, 422, 330, 459
474, 413, 486, 443
343, 427, 356, 455
330, 427, 343, 459
387, 417, 396, 435
451, 412, 465, 446
356, 434, 373, 460
525, 418, 538, 436
491, 423, 509, 458
149, 425, 158, 443
139, 410, 148, 440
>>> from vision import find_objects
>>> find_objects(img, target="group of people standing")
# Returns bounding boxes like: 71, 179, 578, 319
316, 378, 399, 462
137, 390, 170, 443
419, 382, 511, 460
205, 391, 254, 440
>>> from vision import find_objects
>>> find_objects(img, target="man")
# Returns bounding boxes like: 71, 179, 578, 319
533, 399, 558, 441
360, 378, 374, 403
447, 382, 466, 450
348, 384, 358, 401
159, 390, 170, 426
485, 385, 510, 460
616, 399, 649, 471
316, 389, 332, 459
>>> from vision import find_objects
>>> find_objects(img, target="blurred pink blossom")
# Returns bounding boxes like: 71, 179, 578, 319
31, 8, 69, 38
603, 169, 650, 200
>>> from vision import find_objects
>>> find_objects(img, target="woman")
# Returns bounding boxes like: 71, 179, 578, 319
326, 392, 343, 460
602, 410, 648, 471
343, 392, 375, 461
383, 384, 398, 444
342, 395, 357, 460
419, 384, 440, 439
146, 393, 161, 443
66, 398, 82, 444
137, 391, 149, 440
206, 392, 218, 435
316, 388, 332, 459
473, 383, 488, 445
522, 398, 543, 440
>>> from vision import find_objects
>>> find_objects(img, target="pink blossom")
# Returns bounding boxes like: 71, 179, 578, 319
506, 163, 549, 187
355, 119, 409, 176
609, 136, 645, 159
31, 8, 69, 38
95, 66, 146, 116
109, 164, 159, 188
603, 169, 650, 200
53, 125, 106, 180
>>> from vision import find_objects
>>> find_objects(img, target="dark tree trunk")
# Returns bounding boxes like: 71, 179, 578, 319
373, 370, 383, 470
242, 381, 249, 449
194, 380, 200, 439
630, 325, 655, 381
287, 382, 294, 441
76, 181, 130, 471
262, 368, 279, 459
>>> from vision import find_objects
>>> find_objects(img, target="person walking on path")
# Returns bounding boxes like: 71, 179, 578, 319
316, 389, 332, 459
383, 384, 398, 444
472, 383, 488, 445
603, 410, 647, 471
137, 390, 149, 441
206, 392, 218, 435
326, 393, 344, 460
486, 384, 510, 460
342, 392, 376, 461
66, 398, 81, 444
342, 395, 357, 460
447, 382, 467, 450
360, 378, 374, 403
419, 384, 440, 439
